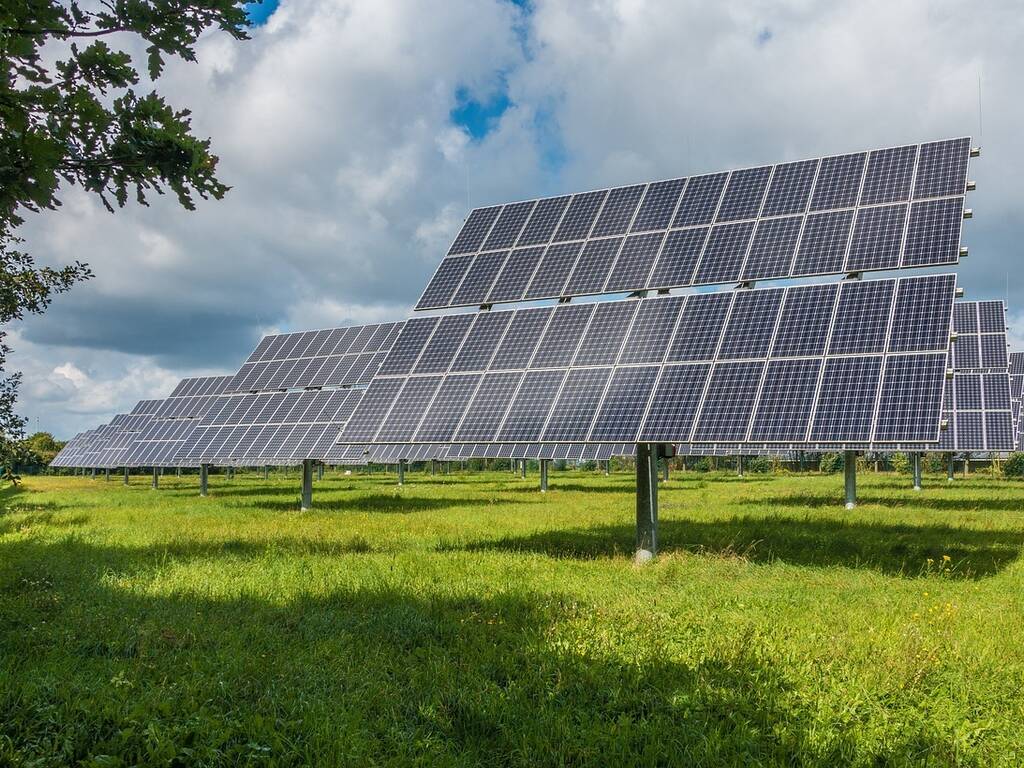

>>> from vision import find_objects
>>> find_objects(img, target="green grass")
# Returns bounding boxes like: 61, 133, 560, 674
2, 467, 1024, 766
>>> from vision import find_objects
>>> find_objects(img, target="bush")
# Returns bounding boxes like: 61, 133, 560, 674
890, 453, 910, 474
1004, 453, 1024, 478
924, 453, 947, 473
818, 453, 843, 474
744, 456, 774, 473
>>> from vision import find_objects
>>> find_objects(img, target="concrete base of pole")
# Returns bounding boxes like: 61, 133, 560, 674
199, 464, 208, 497
844, 450, 856, 510
540, 460, 549, 492
636, 444, 659, 563
301, 459, 313, 511
397, 460, 406, 486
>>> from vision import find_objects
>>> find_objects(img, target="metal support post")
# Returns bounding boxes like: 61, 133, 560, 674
604, 460, 610, 476
963, 453, 970, 477
123, 467, 129, 485
176, 466, 181, 477
737, 455, 744, 477
199, 464, 208, 496
397, 460, 406, 486
520, 459, 527, 478
151, 467, 159, 489
661, 459, 669, 482
263, 465, 269, 480
912, 452, 922, 491
317, 462, 324, 481
90, 467, 96, 480
104, 469, 110, 481
844, 450, 856, 509
540, 459, 549, 492
636, 444, 659, 562
947, 452, 955, 482
301, 459, 313, 511
430, 460, 436, 476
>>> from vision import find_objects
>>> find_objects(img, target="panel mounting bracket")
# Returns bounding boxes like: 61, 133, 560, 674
844, 271, 863, 281
966, 180, 977, 191
735, 281, 755, 290
478, 303, 492, 311
959, 246, 969, 258
557, 296, 572, 304
970, 146, 981, 157
628, 290, 649, 300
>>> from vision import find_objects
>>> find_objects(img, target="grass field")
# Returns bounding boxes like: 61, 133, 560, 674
2, 467, 1023, 766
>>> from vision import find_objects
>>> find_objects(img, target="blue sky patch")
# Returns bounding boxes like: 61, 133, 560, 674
247, 0, 280, 26
451, 84, 512, 140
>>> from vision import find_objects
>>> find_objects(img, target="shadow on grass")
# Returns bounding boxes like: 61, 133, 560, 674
448, 516, 1024, 578
757, 491, 1024, 514
0, 536, 963, 765
227, 491, 529, 515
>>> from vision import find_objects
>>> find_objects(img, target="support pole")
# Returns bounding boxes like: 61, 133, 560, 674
151, 467, 159, 489
662, 459, 669, 483
176, 466, 181, 478
199, 464, 208, 497
947, 452, 955, 482
737, 455, 745, 478
963, 453, 970, 478
604, 460, 610, 476
300, 459, 313, 511
844, 450, 856, 509
317, 462, 324, 481
104, 469, 110, 481
90, 467, 96, 480
912, 452, 922, 491
540, 459, 549, 492
397, 460, 406, 486
521, 459, 527, 479
263, 465, 269, 480
123, 467, 129, 485
430, 460, 436, 476
636, 444, 659, 562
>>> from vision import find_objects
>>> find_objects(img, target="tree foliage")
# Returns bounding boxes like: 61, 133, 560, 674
0, 0, 251, 472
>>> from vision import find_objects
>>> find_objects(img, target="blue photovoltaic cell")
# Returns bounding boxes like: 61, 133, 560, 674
956, 411, 984, 447
981, 334, 1008, 369
563, 237, 622, 295
379, 317, 438, 375
449, 206, 501, 254
809, 356, 882, 442
953, 302, 978, 334
740, 216, 803, 280
339, 378, 404, 441
531, 304, 595, 368
453, 372, 522, 441
631, 178, 686, 232
482, 201, 535, 250
691, 361, 765, 441
553, 190, 607, 242
638, 363, 712, 443
486, 247, 544, 303
605, 232, 664, 292
496, 370, 566, 441
417, 255, 473, 309
524, 242, 583, 300
874, 353, 946, 442
978, 301, 1005, 333
761, 159, 818, 217
986, 412, 1015, 449
451, 251, 508, 306
691, 221, 755, 285
647, 228, 707, 288
956, 375, 982, 408
887, 273, 955, 353
953, 335, 981, 369
859, 145, 917, 205
673, 173, 728, 227
717, 288, 784, 360
618, 295, 684, 364
542, 368, 611, 441
845, 204, 907, 271
413, 314, 474, 374
791, 210, 853, 276
413, 374, 482, 442
749, 358, 823, 441
490, 308, 553, 369
809, 153, 866, 211
518, 196, 570, 246
913, 137, 970, 199
573, 301, 639, 366
665, 292, 732, 362
716, 166, 772, 222
451, 312, 513, 372
828, 280, 895, 355
591, 185, 645, 237
588, 366, 660, 442
770, 283, 838, 357
902, 198, 963, 267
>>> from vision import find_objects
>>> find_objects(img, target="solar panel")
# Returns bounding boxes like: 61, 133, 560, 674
418, 138, 972, 310
342, 273, 956, 450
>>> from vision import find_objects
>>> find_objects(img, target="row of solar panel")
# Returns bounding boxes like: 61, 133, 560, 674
447, 138, 971, 256
243, 322, 403, 365
418, 196, 964, 309
167, 375, 233, 399
227, 351, 388, 393
202, 389, 360, 428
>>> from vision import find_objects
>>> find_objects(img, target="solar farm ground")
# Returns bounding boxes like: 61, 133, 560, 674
2, 468, 1023, 766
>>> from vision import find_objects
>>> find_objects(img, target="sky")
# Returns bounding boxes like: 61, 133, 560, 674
10, 0, 1024, 438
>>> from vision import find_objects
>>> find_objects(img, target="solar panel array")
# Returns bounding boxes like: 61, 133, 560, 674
120, 376, 233, 467
418, 138, 972, 310
340, 273, 957, 451
1009, 352, 1023, 450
